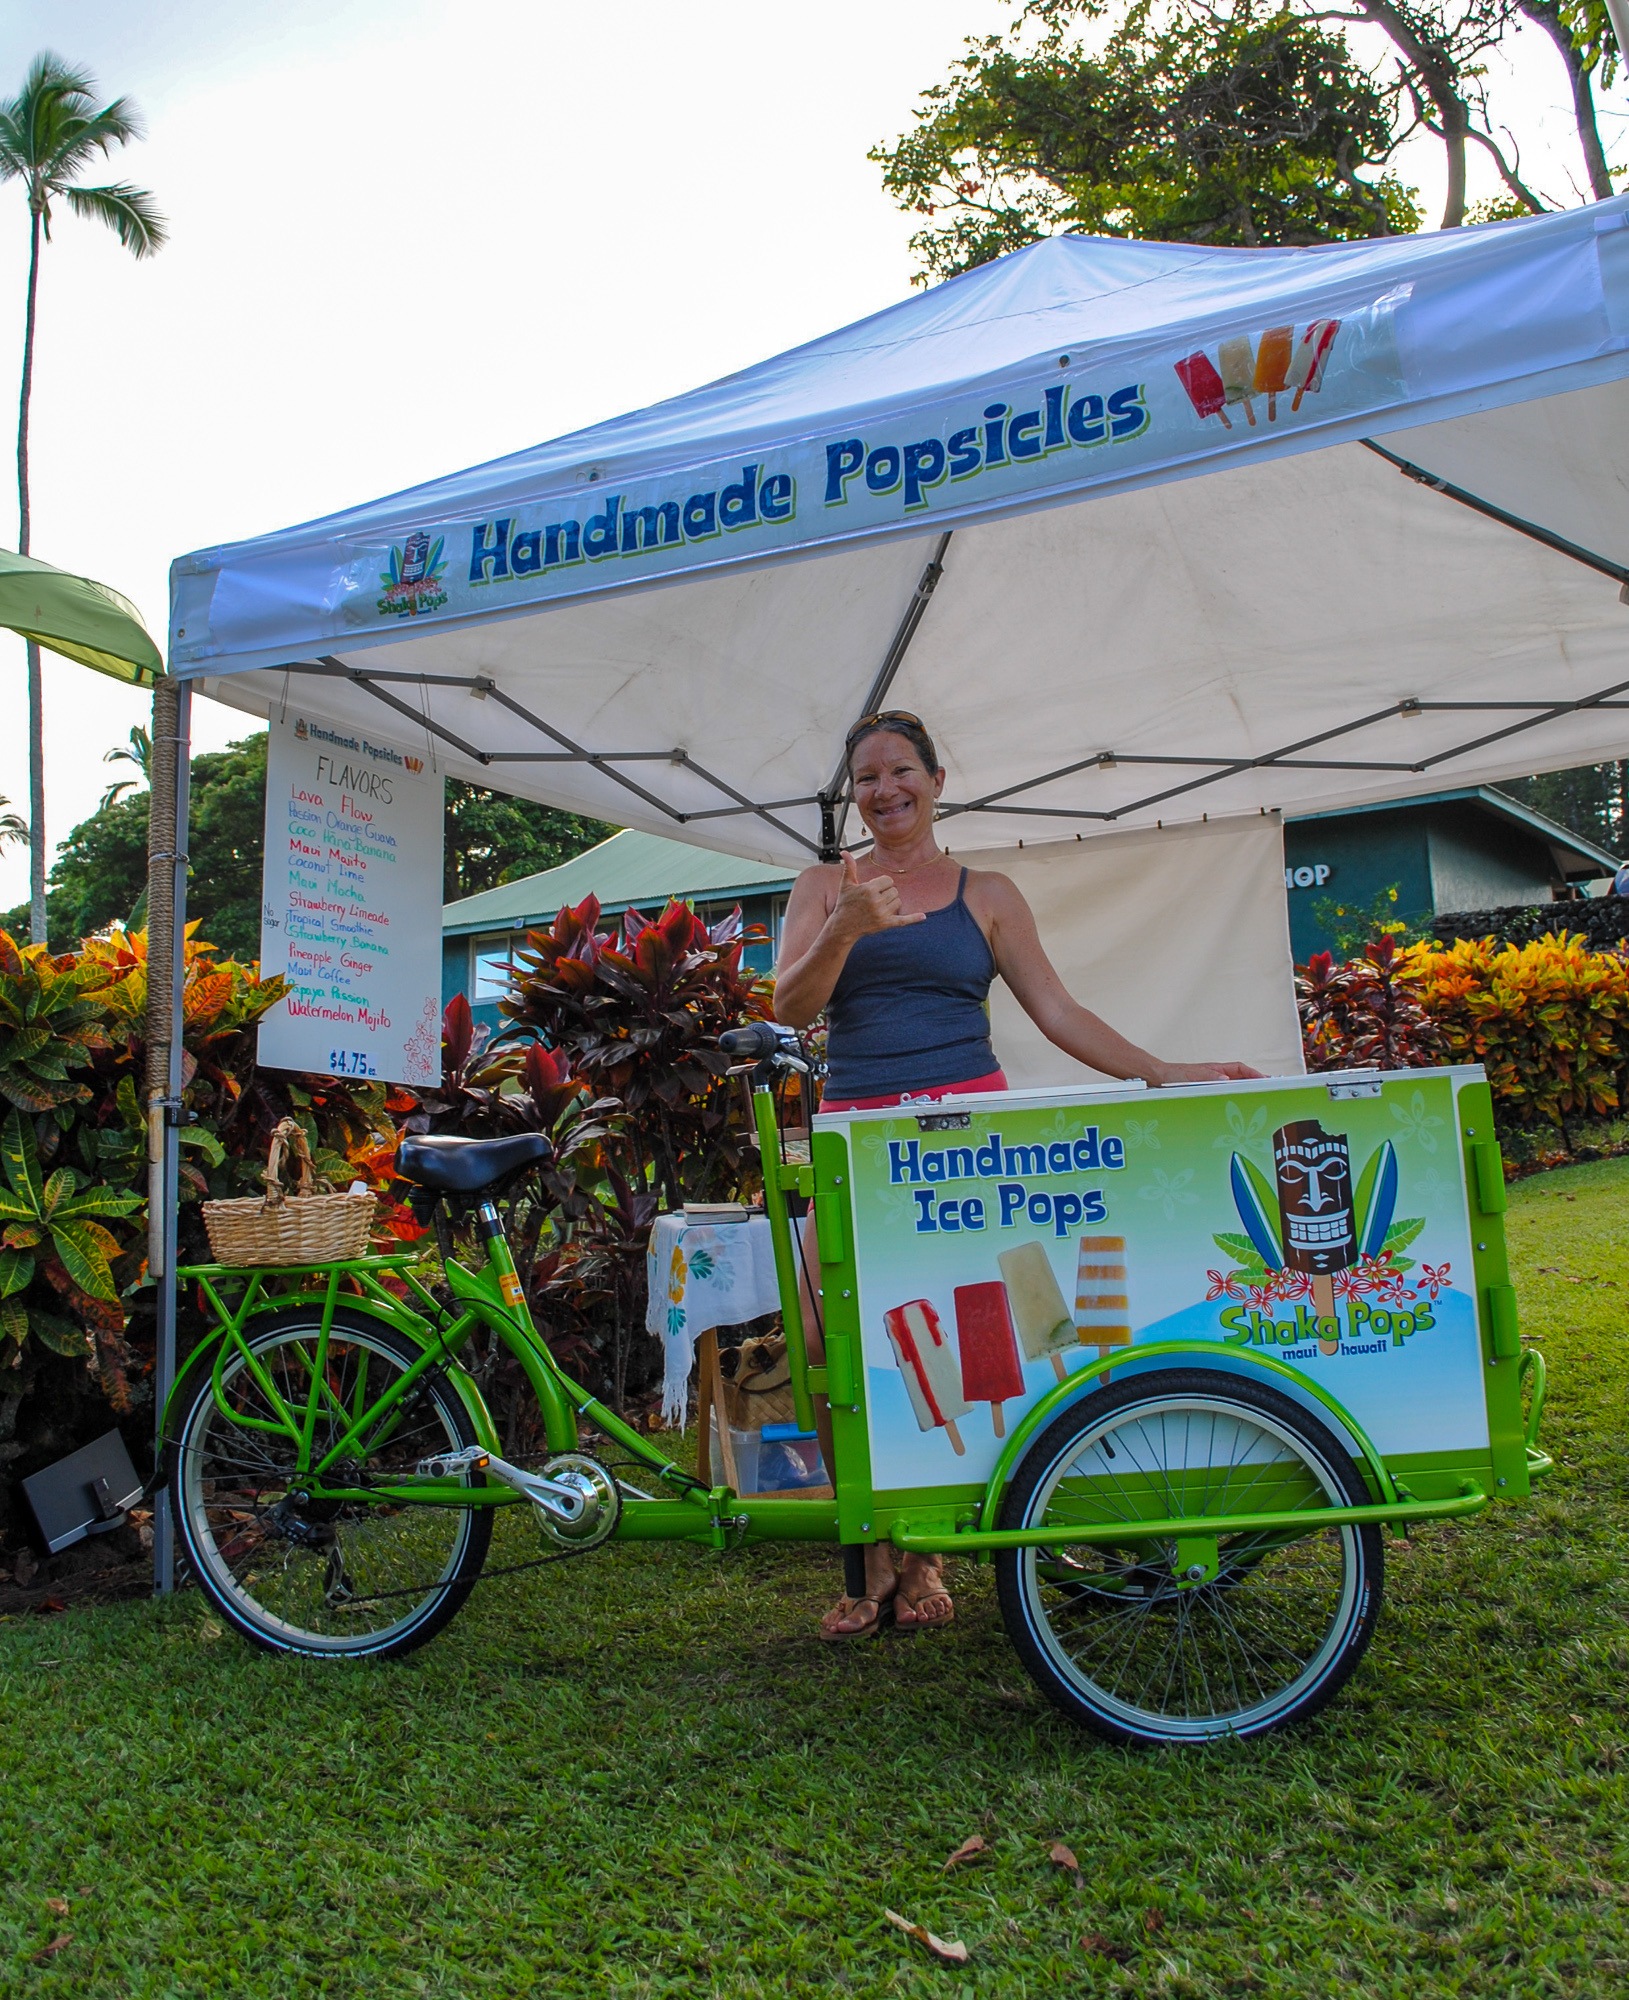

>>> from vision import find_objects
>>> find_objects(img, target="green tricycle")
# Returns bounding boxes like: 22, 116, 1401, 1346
161, 1027, 1548, 1746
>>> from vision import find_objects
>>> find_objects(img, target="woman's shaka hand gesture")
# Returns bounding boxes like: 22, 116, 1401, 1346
833, 851, 927, 941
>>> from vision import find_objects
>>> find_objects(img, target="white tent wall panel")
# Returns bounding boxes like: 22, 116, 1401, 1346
954, 814, 1304, 1089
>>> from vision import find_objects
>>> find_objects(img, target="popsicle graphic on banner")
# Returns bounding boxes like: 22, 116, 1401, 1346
1176, 318, 1342, 427
1289, 319, 1339, 410
998, 1241, 1077, 1383
1217, 335, 1258, 426
955, 1282, 1025, 1437
1075, 1235, 1133, 1360
884, 1300, 968, 1453
1253, 325, 1293, 420
1174, 351, 1231, 430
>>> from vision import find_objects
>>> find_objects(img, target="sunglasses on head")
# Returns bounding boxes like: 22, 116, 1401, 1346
844, 709, 925, 747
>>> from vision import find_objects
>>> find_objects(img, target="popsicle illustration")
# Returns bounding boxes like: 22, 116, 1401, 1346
1273, 1120, 1356, 1353
955, 1282, 1025, 1437
1217, 334, 1258, 426
1288, 318, 1339, 411
883, 1300, 968, 1454
1253, 324, 1293, 420
998, 1241, 1076, 1383
1075, 1235, 1132, 1361
1175, 352, 1232, 430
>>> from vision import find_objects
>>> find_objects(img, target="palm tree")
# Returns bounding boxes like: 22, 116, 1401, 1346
0, 54, 165, 944
99, 722, 152, 809
0, 793, 27, 851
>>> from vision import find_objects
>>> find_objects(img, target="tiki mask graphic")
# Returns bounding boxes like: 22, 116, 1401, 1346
1273, 1120, 1355, 1345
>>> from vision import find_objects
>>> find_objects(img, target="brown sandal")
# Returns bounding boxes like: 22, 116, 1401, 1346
818, 1593, 895, 1642
896, 1560, 955, 1631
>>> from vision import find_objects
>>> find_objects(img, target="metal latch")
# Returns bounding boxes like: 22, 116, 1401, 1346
1326, 1074, 1384, 1099
916, 1110, 971, 1130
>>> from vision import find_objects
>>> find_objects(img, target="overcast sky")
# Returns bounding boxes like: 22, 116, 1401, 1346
0, 0, 1617, 910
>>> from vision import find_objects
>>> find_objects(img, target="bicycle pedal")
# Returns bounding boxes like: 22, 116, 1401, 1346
416, 1446, 491, 1479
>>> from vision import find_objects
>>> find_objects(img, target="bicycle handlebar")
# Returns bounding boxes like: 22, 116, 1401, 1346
718, 1022, 800, 1060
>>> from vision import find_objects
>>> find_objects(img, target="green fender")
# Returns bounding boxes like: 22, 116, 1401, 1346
157, 1288, 502, 1470
977, 1339, 1398, 1534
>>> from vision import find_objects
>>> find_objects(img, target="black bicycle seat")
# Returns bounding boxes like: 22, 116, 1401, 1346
396, 1132, 553, 1194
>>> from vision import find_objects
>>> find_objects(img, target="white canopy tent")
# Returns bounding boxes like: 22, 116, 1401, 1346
173, 197, 1629, 878
168, 196, 1629, 1085
151, 196, 1629, 1585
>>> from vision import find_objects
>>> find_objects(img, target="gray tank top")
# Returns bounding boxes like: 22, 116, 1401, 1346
824, 869, 998, 1097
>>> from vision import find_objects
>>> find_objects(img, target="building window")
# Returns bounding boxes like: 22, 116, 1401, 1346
471, 933, 516, 1002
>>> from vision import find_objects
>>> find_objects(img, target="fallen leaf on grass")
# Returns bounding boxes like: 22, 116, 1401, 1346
1081, 1933, 1133, 1964
44, 1898, 68, 1919
943, 1835, 988, 1872
199, 1619, 224, 1642
1049, 1841, 1082, 1882
32, 1935, 70, 1963
884, 1909, 969, 1965
35, 1596, 66, 1616
1143, 1907, 1165, 1935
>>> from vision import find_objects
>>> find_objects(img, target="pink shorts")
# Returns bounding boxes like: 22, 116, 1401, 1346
819, 1069, 1008, 1115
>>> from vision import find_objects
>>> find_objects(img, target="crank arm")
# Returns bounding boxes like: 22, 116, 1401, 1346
416, 1446, 586, 1522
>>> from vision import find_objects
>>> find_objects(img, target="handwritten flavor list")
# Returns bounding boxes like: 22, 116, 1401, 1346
257, 711, 444, 1087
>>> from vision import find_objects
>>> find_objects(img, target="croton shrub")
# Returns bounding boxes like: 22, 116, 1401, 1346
0, 925, 404, 1531
499, 894, 771, 1209
1299, 928, 1629, 1140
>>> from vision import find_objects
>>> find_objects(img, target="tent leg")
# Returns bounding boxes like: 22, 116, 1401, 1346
148, 678, 191, 1595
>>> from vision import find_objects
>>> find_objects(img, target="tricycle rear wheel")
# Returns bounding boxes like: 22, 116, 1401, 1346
171, 1309, 492, 1659
995, 1368, 1382, 1745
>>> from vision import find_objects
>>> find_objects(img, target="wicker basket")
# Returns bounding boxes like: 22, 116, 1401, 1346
202, 1118, 376, 1266
719, 1332, 798, 1431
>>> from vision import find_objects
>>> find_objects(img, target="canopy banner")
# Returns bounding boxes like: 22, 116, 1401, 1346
171, 199, 1629, 674
257, 711, 445, 1087
345, 298, 1402, 631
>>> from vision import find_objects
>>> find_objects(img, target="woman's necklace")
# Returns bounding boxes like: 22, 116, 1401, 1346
869, 846, 945, 876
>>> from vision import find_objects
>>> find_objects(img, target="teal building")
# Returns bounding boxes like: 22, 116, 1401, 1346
1282, 787, 1618, 963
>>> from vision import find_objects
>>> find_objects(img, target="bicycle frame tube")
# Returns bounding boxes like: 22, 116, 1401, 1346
173, 1239, 712, 1505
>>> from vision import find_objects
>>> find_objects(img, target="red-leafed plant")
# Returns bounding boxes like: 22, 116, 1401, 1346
1298, 934, 1446, 1072
499, 894, 770, 1209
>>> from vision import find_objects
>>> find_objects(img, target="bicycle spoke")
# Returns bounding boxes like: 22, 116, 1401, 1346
179, 1322, 487, 1655
1012, 1388, 1370, 1738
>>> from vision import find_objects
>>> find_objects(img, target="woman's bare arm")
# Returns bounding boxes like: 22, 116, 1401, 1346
773, 855, 925, 1027
978, 872, 1262, 1085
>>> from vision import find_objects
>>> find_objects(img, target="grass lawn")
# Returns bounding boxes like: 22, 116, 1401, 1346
2, 1159, 1627, 1998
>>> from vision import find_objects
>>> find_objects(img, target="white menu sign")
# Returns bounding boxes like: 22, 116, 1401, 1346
257, 711, 444, 1086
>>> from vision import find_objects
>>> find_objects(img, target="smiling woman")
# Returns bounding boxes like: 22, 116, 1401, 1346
771, 708, 1263, 1639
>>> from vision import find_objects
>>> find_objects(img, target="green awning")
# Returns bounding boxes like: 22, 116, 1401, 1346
0, 546, 163, 686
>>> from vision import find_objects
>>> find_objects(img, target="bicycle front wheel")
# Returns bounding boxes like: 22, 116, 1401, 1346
995, 1368, 1382, 1745
172, 1308, 492, 1659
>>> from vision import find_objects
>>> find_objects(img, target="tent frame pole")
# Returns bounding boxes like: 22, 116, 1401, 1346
1362, 440, 1629, 588
148, 679, 191, 1595
818, 531, 951, 860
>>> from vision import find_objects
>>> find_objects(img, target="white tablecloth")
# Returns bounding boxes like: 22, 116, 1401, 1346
646, 1212, 782, 1425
